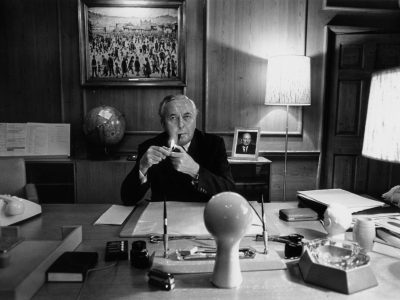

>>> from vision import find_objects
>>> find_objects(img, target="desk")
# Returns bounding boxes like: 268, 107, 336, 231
18, 203, 400, 299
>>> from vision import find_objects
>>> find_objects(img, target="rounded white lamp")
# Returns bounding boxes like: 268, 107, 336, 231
203, 192, 253, 288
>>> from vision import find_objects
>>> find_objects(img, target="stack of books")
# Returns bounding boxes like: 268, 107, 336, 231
374, 216, 400, 254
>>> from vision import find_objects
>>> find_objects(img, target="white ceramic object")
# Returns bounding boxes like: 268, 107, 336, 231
0, 195, 41, 226
203, 192, 253, 288
0, 196, 25, 216
353, 218, 376, 253
322, 203, 352, 240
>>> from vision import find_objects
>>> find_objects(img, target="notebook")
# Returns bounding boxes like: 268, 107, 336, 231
46, 251, 98, 282
297, 189, 385, 214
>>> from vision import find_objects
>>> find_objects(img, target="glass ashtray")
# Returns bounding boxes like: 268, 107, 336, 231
305, 239, 370, 270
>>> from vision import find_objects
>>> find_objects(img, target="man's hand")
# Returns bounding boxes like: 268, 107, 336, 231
169, 145, 199, 178
139, 146, 171, 175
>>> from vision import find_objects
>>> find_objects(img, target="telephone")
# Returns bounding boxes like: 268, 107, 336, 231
0, 195, 42, 226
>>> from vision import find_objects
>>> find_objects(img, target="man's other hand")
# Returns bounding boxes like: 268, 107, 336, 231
169, 145, 199, 178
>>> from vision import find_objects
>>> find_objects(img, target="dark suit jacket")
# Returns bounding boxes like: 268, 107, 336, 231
236, 143, 256, 154
121, 129, 235, 205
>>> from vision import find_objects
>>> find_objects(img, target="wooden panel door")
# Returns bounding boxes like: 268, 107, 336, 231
320, 28, 400, 198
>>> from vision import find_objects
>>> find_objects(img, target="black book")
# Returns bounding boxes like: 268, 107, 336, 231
46, 251, 98, 282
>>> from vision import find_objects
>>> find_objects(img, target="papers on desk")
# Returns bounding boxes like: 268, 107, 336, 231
126, 201, 263, 237
94, 205, 134, 225
297, 189, 385, 213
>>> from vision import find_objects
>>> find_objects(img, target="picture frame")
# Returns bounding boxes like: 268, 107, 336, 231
78, 0, 186, 87
232, 127, 261, 160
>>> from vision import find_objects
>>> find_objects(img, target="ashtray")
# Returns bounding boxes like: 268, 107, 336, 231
299, 238, 377, 294
306, 239, 369, 270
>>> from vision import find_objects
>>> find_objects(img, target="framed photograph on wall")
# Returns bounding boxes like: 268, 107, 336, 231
232, 127, 260, 160
78, 0, 186, 87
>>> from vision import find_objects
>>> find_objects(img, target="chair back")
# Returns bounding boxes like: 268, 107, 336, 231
0, 158, 27, 196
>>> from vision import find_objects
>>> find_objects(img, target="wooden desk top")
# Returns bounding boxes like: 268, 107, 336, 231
19, 203, 400, 300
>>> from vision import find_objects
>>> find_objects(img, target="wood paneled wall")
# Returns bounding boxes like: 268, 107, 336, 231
206, 0, 307, 136
7, 0, 393, 201
0, 0, 331, 201
1, 0, 62, 123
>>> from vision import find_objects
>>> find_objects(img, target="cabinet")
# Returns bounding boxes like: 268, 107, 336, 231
25, 159, 75, 203
75, 159, 135, 203
228, 157, 271, 202
23, 156, 271, 204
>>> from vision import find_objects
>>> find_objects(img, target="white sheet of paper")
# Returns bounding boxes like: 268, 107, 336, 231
94, 205, 134, 225
130, 201, 263, 237
298, 189, 385, 213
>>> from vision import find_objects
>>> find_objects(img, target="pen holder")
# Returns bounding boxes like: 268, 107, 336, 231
204, 192, 252, 288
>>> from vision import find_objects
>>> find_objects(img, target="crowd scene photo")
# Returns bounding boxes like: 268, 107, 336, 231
86, 8, 179, 80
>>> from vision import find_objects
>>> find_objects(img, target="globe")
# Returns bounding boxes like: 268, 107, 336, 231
83, 106, 126, 149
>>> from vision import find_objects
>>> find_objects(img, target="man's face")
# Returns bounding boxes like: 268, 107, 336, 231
242, 133, 252, 146
162, 99, 197, 146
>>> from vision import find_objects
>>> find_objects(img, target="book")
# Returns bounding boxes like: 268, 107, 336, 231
297, 189, 385, 214
375, 227, 400, 248
46, 251, 98, 282
373, 238, 400, 259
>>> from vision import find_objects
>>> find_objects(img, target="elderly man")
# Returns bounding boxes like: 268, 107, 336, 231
236, 132, 256, 154
121, 94, 235, 205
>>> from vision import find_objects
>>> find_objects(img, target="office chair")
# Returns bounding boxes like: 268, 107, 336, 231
0, 158, 39, 203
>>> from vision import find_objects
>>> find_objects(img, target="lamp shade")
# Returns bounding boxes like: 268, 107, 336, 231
265, 55, 311, 106
362, 67, 400, 163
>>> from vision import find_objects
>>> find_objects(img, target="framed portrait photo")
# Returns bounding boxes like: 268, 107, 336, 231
78, 0, 186, 87
232, 127, 261, 160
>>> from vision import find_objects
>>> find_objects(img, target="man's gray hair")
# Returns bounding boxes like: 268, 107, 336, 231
158, 94, 197, 121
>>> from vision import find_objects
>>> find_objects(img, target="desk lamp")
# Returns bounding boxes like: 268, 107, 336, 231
265, 55, 311, 201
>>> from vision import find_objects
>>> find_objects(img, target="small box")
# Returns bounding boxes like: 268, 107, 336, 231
279, 208, 318, 222
105, 240, 128, 261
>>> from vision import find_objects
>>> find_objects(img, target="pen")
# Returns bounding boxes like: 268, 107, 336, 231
261, 194, 268, 254
163, 196, 168, 258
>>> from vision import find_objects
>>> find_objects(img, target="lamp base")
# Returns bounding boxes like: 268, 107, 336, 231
151, 246, 286, 274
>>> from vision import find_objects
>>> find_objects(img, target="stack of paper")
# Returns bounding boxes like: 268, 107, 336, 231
297, 189, 385, 214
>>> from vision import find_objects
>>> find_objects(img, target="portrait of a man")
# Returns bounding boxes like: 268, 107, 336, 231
231, 127, 260, 159
236, 132, 256, 154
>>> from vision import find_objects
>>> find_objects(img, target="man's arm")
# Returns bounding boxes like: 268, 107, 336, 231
120, 144, 151, 206
195, 136, 235, 196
